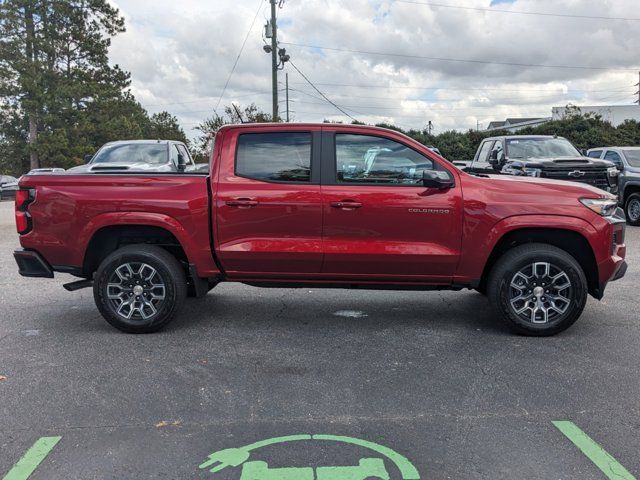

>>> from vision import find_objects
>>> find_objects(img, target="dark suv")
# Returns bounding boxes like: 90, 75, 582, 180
587, 146, 640, 225
467, 135, 618, 193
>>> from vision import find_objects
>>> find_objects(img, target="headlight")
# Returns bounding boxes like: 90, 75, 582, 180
579, 198, 618, 216
607, 167, 619, 186
523, 167, 542, 177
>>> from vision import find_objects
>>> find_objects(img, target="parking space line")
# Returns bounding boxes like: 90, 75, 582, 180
2, 437, 61, 480
553, 421, 636, 480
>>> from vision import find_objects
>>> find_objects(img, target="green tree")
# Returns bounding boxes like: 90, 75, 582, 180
148, 111, 187, 143
194, 103, 271, 162
0, 0, 129, 170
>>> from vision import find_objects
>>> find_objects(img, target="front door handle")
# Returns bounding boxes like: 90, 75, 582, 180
226, 198, 259, 208
331, 201, 363, 209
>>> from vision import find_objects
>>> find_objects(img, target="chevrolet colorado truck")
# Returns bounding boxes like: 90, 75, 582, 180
13, 124, 627, 336
465, 135, 618, 193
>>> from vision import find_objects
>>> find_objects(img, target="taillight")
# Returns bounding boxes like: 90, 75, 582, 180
15, 188, 35, 235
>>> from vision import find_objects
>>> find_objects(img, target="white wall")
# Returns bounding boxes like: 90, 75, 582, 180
552, 105, 640, 127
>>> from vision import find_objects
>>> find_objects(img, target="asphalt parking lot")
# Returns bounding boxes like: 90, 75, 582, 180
0, 199, 639, 480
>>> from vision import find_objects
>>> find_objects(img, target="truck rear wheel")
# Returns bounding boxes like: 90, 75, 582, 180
487, 243, 587, 336
625, 193, 640, 226
93, 245, 187, 333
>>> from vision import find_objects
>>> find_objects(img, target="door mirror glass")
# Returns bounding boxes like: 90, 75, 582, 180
422, 170, 454, 189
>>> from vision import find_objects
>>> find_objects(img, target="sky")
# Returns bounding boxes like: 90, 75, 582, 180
108, 0, 640, 137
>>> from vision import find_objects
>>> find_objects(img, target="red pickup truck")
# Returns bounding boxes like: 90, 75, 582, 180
14, 124, 627, 335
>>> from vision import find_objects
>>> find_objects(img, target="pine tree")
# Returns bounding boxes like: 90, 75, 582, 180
0, 0, 129, 170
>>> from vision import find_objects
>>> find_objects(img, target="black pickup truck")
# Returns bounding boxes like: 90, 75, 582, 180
464, 135, 618, 193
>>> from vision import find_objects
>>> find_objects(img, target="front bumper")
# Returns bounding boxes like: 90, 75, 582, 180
594, 210, 627, 298
14, 249, 54, 278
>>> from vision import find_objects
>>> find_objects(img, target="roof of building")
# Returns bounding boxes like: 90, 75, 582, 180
505, 117, 544, 125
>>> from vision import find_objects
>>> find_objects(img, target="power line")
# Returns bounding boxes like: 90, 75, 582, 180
287, 60, 358, 121
281, 42, 639, 72
285, 81, 634, 94
213, 0, 264, 114
286, 86, 635, 104
394, 0, 640, 22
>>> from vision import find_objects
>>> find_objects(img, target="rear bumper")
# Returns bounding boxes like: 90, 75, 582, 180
14, 249, 54, 278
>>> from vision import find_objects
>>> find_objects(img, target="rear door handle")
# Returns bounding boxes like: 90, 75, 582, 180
226, 198, 259, 207
331, 201, 363, 209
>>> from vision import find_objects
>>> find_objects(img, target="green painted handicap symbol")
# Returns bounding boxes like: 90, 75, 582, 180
199, 434, 421, 480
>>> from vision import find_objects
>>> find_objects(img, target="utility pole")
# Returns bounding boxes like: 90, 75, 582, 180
635, 71, 640, 104
285, 72, 290, 122
270, 0, 278, 120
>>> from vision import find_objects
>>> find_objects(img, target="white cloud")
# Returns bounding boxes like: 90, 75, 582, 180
108, 0, 640, 136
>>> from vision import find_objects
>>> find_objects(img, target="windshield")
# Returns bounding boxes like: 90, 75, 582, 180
506, 138, 580, 159
92, 144, 168, 165
623, 149, 640, 167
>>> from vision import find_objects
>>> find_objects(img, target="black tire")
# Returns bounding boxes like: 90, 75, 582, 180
625, 193, 640, 226
93, 245, 187, 333
487, 243, 587, 336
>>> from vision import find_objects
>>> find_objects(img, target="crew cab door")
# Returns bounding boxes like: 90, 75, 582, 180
214, 127, 323, 277
320, 130, 463, 282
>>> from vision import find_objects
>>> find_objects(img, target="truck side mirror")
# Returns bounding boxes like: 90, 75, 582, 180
177, 153, 186, 172
422, 170, 454, 189
83, 154, 93, 164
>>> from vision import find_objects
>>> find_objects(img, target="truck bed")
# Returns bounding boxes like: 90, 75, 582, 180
18, 173, 219, 278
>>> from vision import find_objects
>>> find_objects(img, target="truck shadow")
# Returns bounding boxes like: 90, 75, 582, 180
172, 286, 509, 336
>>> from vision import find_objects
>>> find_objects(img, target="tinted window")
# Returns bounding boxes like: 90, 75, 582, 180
604, 151, 622, 164
92, 144, 168, 165
336, 134, 433, 185
474, 141, 494, 168
236, 132, 311, 182
622, 149, 640, 167
587, 150, 602, 158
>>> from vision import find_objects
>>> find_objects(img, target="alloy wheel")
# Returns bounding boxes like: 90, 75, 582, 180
508, 262, 572, 324
106, 262, 166, 321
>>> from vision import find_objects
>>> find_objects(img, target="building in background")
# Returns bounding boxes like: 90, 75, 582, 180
484, 105, 640, 132
552, 105, 640, 127
485, 117, 551, 132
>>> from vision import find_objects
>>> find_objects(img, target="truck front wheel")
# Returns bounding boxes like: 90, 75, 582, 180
487, 243, 587, 336
625, 193, 640, 226
93, 245, 187, 333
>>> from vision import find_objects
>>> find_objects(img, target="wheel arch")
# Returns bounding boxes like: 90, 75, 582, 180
82, 224, 189, 278
479, 227, 599, 298
623, 182, 640, 203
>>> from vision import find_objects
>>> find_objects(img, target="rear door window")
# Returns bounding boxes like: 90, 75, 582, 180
587, 150, 602, 159
236, 132, 311, 182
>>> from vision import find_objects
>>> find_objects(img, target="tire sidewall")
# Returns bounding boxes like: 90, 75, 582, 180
625, 194, 640, 226
94, 249, 182, 333
493, 250, 587, 336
